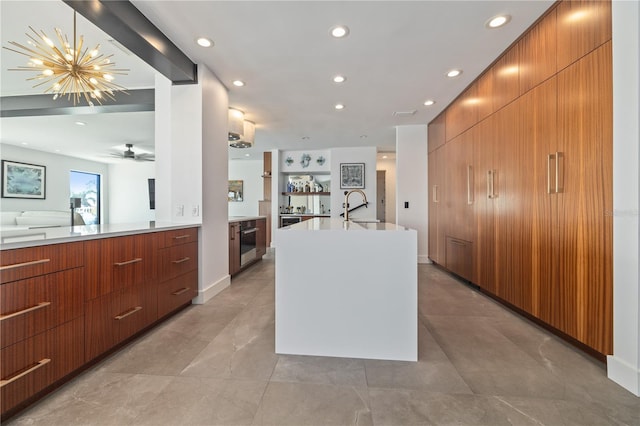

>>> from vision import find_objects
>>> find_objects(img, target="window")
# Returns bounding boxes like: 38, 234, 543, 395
70, 171, 100, 225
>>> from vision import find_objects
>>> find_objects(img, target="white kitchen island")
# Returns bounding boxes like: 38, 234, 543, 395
275, 217, 417, 361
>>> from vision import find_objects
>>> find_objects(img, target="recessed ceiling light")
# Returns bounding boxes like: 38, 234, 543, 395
486, 14, 511, 29
424, 100, 435, 106
330, 25, 350, 38
21, 142, 28, 145
75, 121, 86, 126
196, 37, 213, 47
245, 153, 250, 157
382, 155, 388, 159
335, 104, 345, 110
232, 80, 245, 87
333, 75, 346, 83
447, 69, 462, 78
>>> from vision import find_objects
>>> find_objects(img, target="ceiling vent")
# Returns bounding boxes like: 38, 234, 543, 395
392, 110, 417, 117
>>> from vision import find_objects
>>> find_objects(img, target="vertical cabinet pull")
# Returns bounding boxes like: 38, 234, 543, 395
467, 165, 474, 205
0, 358, 51, 388
555, 152, 564, 193
547, 154, 556, 194
487, 170, 497, 199
433, 185, 439, 203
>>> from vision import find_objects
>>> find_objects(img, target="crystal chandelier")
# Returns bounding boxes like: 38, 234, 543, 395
3, 11, 128, 106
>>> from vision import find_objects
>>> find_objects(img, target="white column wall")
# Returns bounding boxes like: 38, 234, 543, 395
108, 161, 155, 223
377, 157, 397, 224
228, 159, 263, 217
396, 125, 428, 263
608, 0, 640, 397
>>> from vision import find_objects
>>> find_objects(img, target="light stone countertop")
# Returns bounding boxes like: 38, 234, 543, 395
280, 217, 410, 231
228, 216, 267, 223
0, 221, 200, 250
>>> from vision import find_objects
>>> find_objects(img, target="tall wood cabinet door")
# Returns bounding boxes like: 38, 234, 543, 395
428, 147, 444, 264
473, 118, 496, 293
524, 76, 559, 323
557, 42, 613, 354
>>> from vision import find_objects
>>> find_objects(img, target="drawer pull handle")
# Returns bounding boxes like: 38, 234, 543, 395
0, 302, 51, 321
114, 306, 142, 320
0, 258, 50, 271
172, 257, 191, 264
114, 258, 143, 267
0, 358, 51, 388
172, 287, 190, 296
173, 235, 190, 240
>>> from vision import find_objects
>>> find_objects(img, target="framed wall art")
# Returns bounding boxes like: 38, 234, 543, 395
1, 160, 46, 199
228, 180, 244, 202
340, 163, 365, 189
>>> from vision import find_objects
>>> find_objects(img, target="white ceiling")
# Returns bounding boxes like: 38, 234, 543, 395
1, 1, 554, 163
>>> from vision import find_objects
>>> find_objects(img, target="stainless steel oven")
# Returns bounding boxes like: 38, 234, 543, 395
240, 220, 257, 267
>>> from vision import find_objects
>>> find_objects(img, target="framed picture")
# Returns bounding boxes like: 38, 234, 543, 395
228, 180, 244, 202
2, 160, 46, 199
340, 163, 365, 189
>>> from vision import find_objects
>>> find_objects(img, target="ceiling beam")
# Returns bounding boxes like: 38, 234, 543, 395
0, 89, 154, 118
62, 0, 197, 84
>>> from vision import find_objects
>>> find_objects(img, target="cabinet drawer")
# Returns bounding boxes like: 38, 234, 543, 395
1, 268, 84, 349
160, 228, 198, 248
445, 236, 473, 282
160, 242, 198, 281
85, 284, 156, 362
85, 234, 156, 300
1, 317, 84, 415
158, 270, 197, 318
0, 242, 84, 284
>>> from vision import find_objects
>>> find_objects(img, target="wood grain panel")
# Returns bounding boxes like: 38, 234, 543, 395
473, 118, 496, 293
445, 86, 478, 142
475, 69, 494, 122
158, 269, 198, 319
229, 223, 241, 275
520, 8, 557, 94
1, 268, 84, 349
556, 0, 611, 71
256, 218, 267, 258
160, 242, 198, 281
428, 146, 445, 264
428, 112, 446, 152
492, 45, 520, 112
84, 292, 119, 361
445, 237, 472, 281
160, 227, 198, 248
0, 242, 84, 284
557, 42, 612, 354
444, 130, 474, 243
1, 317, 84, 414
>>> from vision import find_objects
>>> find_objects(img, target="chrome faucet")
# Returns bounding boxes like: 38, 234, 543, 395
344, 189, 368, 222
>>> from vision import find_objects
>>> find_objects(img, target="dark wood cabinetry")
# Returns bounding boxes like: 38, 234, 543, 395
229, 222, 241, 276
429, 0, 612, 356
229, 218, 267, 277
1, 226, 199, 418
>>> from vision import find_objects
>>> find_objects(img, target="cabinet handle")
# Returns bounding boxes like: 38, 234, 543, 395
172, 257, 191, 264
555, 151, 564, 193
547, 154, 556, 194
449, 239, 466, 246
172, 287, 190, 296
0, 358, 51, 388
114, 306, 142, 320
173, 234, 190, 240
0, 301, 51, 322
433, 185, 439, 203
487, 171, 493, 199
0, 258, 50, 271
114, 258, 143, 267
467, 165, 474, 205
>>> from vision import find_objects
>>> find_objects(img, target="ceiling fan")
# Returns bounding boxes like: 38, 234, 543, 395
110, 143, 155, 162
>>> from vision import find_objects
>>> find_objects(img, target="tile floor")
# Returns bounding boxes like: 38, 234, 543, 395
7, 252, 639, 425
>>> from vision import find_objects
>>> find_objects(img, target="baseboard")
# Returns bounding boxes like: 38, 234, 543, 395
193, 274, 230, 304
607, 355, 640, 396
418, 255, 431, 264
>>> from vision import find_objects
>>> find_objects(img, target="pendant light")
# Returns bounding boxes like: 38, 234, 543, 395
228, 108, 245, 141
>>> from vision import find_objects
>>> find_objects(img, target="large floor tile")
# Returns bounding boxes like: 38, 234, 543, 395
271, 354, 367, 387
252, 382, 372, 426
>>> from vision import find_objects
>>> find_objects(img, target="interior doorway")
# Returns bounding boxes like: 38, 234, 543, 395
376, 170, 386, 222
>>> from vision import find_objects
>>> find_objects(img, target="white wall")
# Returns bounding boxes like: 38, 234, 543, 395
330, 147, 377, 221
377, 157, 397, 224
396, 125, 428, 263
608, 0, 640, 397
228, 159, 262, 217
108, 161, 155, 224
0, 144, 109, 222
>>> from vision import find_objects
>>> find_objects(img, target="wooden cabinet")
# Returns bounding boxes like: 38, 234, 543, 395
229, 222, 241, 276
430, 0, 612, 356
1, 243, 85, 415
157, 231, 198, 319
256, 218, 267, 258
427, 112, 446, 153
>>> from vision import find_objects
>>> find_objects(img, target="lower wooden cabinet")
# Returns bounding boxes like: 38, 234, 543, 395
1, 317, 84, 414
158, 270, 198, 318
445, 237, 472, 282
229, 223, 241, 276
